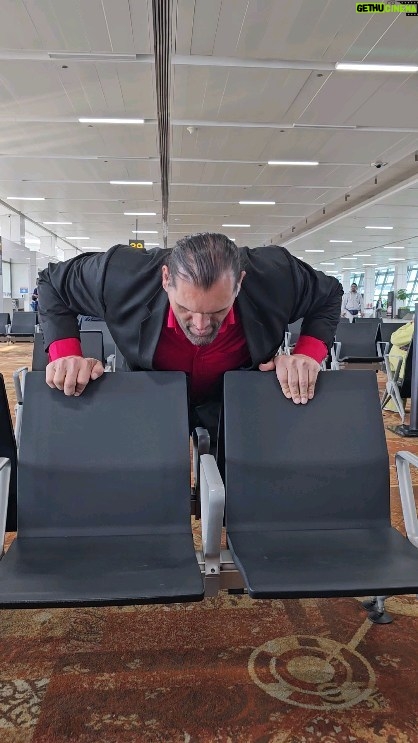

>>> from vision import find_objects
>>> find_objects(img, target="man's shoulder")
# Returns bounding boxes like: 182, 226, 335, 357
240, 244, 292, 270
107, 245, 169, 267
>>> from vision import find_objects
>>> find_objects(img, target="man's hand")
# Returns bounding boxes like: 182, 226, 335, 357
259, 354, 321, 404
46, 356, 104, 397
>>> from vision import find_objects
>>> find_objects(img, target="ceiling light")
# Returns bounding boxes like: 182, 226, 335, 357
353, 254, 371, 257
305, 249, 324, 253
145, 242, 160, 246
320, 262, 335, 265
363, 264, 377, 266
222, 223, 251, 227
388, 258, 405, 261
383, 246, 405, 249
66, 236, 90, 240
326, 270, 339, 274
239, 200, 275, 205
79, 118, 145, 124
336, 62, 418, 73
267, 160, 319, 166
43, 221, 73, 225
124, 212, 157, 216
7, 196, 45, 201
132, 230, 158, 234
329, 239, 352, 243
365, 225, 393, 229
340, 257, 357, 260
110, 181, 153, 185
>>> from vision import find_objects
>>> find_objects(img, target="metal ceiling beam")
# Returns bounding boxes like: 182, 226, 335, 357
152, 0, 172, 249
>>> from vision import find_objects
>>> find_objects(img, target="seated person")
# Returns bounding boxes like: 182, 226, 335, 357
383, 321, 414, 412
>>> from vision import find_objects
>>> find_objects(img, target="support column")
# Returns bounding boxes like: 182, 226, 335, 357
0, 214, 25, 245
393, 263, 409, 318
363, 266, 376, 315
340, 271, 352, 292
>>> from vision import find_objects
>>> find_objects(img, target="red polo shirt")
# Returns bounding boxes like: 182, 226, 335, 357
49, 306, 327, 403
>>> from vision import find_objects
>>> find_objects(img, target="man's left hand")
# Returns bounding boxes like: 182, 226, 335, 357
259, 354, 321, 404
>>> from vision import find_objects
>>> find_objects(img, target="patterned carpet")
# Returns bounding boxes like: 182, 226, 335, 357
1, 344, 418, 742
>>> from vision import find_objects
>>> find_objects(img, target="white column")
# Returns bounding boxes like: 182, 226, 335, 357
363, 266, 376, 314
340, 270, 351, 292
0, 214, 25, 245
393, 263, 409, 318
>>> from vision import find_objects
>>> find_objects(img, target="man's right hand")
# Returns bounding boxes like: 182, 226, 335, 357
46, 356, 104, 396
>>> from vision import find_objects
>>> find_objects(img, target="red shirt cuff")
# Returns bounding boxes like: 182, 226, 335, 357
48, 338, 83, 362
293, 335, 328, 364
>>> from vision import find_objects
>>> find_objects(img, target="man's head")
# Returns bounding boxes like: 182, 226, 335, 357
162, 232, 246, 346
351, 283, 358, 292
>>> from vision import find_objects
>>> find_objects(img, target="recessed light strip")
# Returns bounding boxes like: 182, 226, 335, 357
336, 62, 418, 73
124, 212, 157, 216
79, 118, 145, 124
239, 201, 275, 205
365, 225, 393, 229
222, 223, 251, 227
7, 196, 45, 201
267, 160, 319, 166
329, 239, 352, 243
110, 181, 153, 185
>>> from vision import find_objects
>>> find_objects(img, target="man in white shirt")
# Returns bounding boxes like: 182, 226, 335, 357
341, 283, 364, 322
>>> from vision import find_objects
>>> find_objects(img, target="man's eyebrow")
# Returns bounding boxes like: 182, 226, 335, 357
177, 302, 231, 314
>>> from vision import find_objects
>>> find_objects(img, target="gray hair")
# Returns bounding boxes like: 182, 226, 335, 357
167, 232, 242, 290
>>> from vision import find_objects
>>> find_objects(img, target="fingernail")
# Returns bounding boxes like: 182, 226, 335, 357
301, 397, 308, 404
74, 392, 80, 397
293, 397, 301, 404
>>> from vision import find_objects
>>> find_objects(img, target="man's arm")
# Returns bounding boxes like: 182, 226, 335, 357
37, 251, 111, 349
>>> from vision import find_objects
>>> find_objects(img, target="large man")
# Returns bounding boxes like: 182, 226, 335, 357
38, 233, 342, 442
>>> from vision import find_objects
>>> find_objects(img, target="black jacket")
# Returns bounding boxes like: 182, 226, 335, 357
38, 244, 343, 371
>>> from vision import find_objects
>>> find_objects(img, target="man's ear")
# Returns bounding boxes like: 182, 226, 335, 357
162, 265, 170, 292
236, 270, 246, 294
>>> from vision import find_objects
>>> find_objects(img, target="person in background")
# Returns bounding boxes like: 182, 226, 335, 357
383, 320, 414, 413
30, 279, 39, 312
341, 282, 364, 321
375, 297, 384, 319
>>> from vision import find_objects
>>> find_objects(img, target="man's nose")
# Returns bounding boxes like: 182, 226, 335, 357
192, 313, 211, 331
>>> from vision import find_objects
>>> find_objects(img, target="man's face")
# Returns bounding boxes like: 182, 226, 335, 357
162, 267, 244, 346
351, 284, 357, 293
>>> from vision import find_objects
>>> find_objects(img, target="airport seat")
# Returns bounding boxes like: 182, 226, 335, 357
0, 375, 17, 532
8, 311, 37, 341
283, 317, 303, 354
31, 331, 105, 371
213, 370, 418, 610
332, 321, 384, 369
381, 341, 413, 421
0, 313, 11, 341
380, 321, 406, 353
0, 372, 204, 608
80, 319, 116, 361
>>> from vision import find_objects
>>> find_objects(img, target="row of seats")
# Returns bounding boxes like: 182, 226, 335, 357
0, 311, 38, 341
1, 368, 417, 624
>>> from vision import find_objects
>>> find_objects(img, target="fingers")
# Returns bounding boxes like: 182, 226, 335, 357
258, 360, 276, 372
45, 357, 104, 397
274, 354, 320, 404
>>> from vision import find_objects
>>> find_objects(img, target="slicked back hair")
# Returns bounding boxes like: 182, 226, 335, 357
166, 232, 242, 290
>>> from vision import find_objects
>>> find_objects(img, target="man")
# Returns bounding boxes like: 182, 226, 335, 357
341, 282, 364, 321
38, 233, 342, 443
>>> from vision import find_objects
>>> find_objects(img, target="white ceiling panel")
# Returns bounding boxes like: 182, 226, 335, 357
189, 0, 222, 56
0, 0, 42, 50
345, 12, 418, 65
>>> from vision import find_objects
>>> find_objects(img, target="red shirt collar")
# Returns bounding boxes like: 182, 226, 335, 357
167, 303, 236, 335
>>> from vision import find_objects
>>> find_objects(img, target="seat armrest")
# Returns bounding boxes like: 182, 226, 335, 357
200, 453, 225, 579
395, 451, 418, 549
331, 341, 341, 370
376, 341, 389, 358
107, 353, 116, 372
13, 366, 28, 404
191, 427, 210, 517
0, 458, 11, 556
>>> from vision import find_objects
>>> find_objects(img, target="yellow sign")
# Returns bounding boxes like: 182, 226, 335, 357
129, 239, 145, 249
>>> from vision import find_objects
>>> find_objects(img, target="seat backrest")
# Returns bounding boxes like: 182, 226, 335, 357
223, 370, 390, 531
0, 313, 10, 335
10, 311, 37, 334
0, 374, 17, 531
287, 317, 303, 344
399, 340, 413, 398
335, 321, 379, 358
80, 320, 115, 359
380, 322, 405, 345
31, 333, 47, 370
18, 372, 191, 538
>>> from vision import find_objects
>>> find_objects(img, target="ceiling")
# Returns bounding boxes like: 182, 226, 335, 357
1, 0, 418, 277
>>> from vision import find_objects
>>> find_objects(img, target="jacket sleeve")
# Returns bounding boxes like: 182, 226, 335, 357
37, 250, 113, 349
286, 252, 343, 351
